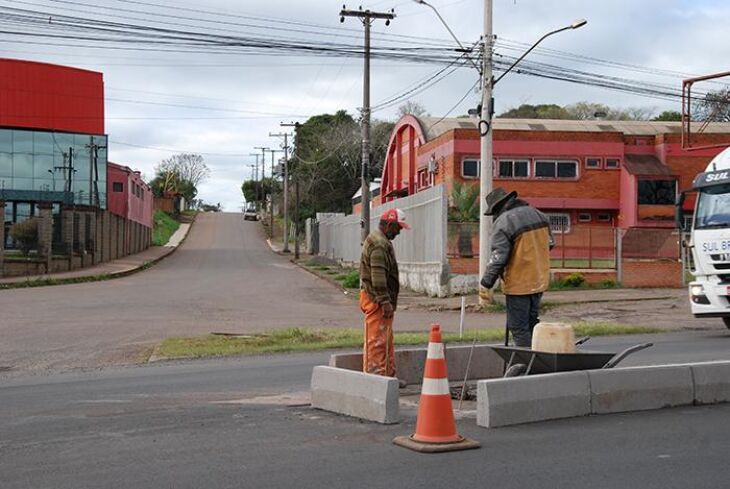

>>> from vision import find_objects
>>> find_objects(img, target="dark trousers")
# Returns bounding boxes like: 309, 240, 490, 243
505, 293, 543, 347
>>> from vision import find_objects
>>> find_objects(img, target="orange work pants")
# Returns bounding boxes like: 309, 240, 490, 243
359, 290, 395, 377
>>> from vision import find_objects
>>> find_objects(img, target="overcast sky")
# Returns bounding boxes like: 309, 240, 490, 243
2, 0, 729, 211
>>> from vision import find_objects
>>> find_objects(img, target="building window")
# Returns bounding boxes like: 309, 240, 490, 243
462, 158, 479, 179
113, 182, 123, 192
546, 213, 571, 234
586, 157, 601, 169
605, 158, 620, 169
638, 179, 676, 205
578, 212, 592, 222
497, 159, 529, 178
597, 213, 612, 222
535, 160, 578, 179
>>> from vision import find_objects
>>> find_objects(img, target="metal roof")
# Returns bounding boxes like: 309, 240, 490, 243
623, 155, 673, 176
414, 117, 730, 142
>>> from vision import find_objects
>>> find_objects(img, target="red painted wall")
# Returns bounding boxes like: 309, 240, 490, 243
0, 58, 104, 134
107, 162, 152, 228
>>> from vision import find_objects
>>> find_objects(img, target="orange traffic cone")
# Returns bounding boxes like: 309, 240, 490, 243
393, 324, 480, 453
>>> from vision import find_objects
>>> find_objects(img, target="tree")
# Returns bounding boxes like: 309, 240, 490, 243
240, 177, 280, 204
499, 104, 570, 119
397, 101, 430, 118
152, 153, 210, 205
695, 88, 730, 122
652, 111, 682, 121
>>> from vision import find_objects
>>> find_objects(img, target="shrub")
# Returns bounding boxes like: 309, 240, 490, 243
560, 272, 585, 288
9, 218, 39, 255
342, 270, 360, 289
599, 279, 617, 288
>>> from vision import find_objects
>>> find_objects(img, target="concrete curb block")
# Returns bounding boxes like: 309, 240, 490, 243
588, 365, 694, 414
690, 361, 730, 405
476, 371, 591, 428
310, 366, 399, 424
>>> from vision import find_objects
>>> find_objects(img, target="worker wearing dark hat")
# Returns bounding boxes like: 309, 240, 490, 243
359, 208, 410, 377
481, 188, 553, 347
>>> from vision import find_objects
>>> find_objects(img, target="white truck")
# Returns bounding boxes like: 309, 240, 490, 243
677, 146, 730, 329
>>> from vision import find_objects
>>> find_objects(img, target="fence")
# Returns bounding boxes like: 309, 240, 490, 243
316, 185, 449, 296
551, 225, 617, 269
619, 227, 682, 287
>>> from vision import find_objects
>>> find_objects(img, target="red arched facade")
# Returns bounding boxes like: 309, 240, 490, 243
380, 115, 426, 203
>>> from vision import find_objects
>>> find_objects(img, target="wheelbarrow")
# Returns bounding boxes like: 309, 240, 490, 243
489, 336, 653, 377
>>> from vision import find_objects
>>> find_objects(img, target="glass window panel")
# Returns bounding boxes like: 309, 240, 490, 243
535, 161, 555, 178
586, 158, 601, 168
0, 130, 11, 152
499, 160, 513, 177
0, 153, 11, 177
33, 132, 55, 155
514, 161, 529, 177
13, 130, 33, 153
557, 162, 577, 178
13, 153, 33, 178
462, 159, 479, 178
34, 154, 54, 179
13, 177, 33, 191
605, 158, 620, 168
34, 178, 54, 192
638, 179, 676, 205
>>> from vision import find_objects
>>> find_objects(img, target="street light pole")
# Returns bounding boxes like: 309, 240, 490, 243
478, 0, 494, 305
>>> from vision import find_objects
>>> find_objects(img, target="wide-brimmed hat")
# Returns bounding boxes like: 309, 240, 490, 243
484, 187, 517, 216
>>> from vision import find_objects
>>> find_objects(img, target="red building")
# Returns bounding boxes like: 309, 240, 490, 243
108, 162, 153, 228
375, 116, 730, 285
0, 58, 104, 135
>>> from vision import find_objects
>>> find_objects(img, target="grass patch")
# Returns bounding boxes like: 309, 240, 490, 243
341, 270, 359, 288
157, 322, 660, 359
152, 210, 180, 246
0, 273, 113, 290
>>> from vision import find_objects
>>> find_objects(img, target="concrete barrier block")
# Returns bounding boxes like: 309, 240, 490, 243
691, 361, 730, 405
477, 371, 590, 428
310, 366, 399, 424
588, 365, 694, 414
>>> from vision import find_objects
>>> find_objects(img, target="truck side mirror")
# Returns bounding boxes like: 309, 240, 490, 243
675, 191, 687, 231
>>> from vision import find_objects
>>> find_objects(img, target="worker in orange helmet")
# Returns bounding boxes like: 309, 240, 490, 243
359, 208, 410, 380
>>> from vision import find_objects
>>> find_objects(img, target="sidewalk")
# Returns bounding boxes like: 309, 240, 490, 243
0, 223, 191, 286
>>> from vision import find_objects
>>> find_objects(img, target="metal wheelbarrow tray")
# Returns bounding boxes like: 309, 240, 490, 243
489, 342, 653, 377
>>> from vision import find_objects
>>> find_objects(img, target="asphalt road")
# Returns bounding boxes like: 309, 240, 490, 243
2, 332, 729, 489
0, 212, 492, 373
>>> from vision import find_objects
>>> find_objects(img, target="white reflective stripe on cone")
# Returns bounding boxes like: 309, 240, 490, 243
421, 377, 450, 396
426, 342, 444, 359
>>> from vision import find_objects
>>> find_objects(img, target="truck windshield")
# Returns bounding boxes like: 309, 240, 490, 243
696, 183, 730, 229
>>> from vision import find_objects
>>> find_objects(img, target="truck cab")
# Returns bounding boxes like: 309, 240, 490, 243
678, 146, 730, 329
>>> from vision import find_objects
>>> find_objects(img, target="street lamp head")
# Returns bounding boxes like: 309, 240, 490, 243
571, 18, 587, 29
412, 0, 426, 4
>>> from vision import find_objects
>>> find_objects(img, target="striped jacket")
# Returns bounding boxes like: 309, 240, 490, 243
360, 229, 400, 308
481, 199, 553, 295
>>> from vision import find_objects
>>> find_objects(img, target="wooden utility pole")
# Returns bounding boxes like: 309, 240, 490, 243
340, 6, 395, 242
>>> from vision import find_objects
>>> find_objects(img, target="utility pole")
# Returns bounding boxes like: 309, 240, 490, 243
478, 0, 494, 306
264, 147, 284, 238
340, 6, 395, 242
277, 125, 297, 253
251, 151, 265, 211
86, 136, 106, 207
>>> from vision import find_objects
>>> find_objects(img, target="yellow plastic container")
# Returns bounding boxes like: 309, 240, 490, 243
531, 322, 576, 353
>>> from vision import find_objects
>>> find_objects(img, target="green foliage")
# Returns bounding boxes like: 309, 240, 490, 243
499, 103, 569, 119
448, 181, 480, 222
559, 272, 586, 288
152, 210, 180, 246
341, 270, 360, 289
9, 218, 39, 255
241, 177, 280, 203
599, 279, 618, 288
652, 111, 682, 121
291, 111, 393, 217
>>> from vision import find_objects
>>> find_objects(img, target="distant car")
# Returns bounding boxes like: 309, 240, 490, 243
243, 208, 258, 221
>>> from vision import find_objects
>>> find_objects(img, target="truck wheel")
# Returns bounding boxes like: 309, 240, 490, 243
723, 318, 730, 330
